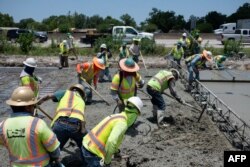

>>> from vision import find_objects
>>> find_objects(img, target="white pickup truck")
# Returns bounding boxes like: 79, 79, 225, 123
220, 29, 250, 44
112, 26, 154, 43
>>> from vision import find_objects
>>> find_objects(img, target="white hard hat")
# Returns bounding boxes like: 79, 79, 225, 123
206, 51, 212, 56
23, 58, 37, 68
170, 68, 180, 80
63, 40, 67, 43
100, 44, 107, 49
182, 33, 187, 37
127, 96, 143, 113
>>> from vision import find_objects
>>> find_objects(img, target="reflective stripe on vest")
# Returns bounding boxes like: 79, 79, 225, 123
52, 90, 85, 126
119, 76, 136, 100
148, 70, 174, 92
85, 115, 126, 158
21, 76, 39, 97
1, 118, 50, 165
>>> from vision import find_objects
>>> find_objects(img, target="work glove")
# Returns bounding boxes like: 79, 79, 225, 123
37, 76, 43, 84
176, 97, 184, 104
94, 84, 97, 90
100, 159, 110, 167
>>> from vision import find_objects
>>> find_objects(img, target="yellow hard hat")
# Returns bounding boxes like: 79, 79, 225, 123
6, 87, 37, 106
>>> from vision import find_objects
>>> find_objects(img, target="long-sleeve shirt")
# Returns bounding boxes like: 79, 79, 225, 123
129, 44, 140, 56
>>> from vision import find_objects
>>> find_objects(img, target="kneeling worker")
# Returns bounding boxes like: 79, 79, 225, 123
81, 96, 143, 167
146, 69, 184, 127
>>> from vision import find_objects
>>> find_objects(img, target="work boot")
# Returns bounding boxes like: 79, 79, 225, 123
157, 110, 168, 127
108, 75, 112, 82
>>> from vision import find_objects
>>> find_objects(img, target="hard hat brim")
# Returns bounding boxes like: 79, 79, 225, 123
93, 57, 105, 70
119, 58, 139, 72
23, 61, 37, 68
203, 50, 212, 62
6, 99, 38, 106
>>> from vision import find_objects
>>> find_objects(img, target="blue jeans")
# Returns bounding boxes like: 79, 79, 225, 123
52, 117, 86, 150
188, 65, 199, 84
147, 86, 166, 110
81, 146, 101, 167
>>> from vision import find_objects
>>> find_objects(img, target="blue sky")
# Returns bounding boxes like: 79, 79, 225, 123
0, 0, 249, 25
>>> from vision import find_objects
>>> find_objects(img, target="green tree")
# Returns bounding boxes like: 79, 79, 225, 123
74, 12, 87, 29
205, 11, 227, 29
196, 23, 213, 33
120, 14, 136, 27
18, 18, 36, 29
227, 3, 250, 22
42, 16, 59, 31
0, 12, 14, 27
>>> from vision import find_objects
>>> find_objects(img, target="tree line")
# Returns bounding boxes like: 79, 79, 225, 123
0, 3, 249, 33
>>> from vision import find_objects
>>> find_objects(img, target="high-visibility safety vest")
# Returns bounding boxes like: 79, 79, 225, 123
77, 62, 96, 83
179, 37, 191, 48
147, 70, 174, 93
82, 113, 127, 159
172, 46, 184, 60
0, 116, 60, 167
110, 73, 141, 100
20, 75, 39, 98
214, 55, 225, 64
185, 54, 205, 68
59, 42, 68, 55
51, 90, 85, 126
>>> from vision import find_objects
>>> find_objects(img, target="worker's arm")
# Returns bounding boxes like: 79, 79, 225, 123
104, 121, 127, 165
129, 45, 135, 55
136, 73, 144, 88
38, 90, 66, 105
110, 74, 120, 102
168, 79, 183, 103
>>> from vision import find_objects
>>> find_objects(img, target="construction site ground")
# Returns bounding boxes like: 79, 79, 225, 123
1, 55, 248, 167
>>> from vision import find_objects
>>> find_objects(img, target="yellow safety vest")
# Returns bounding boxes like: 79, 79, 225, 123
147, 70, 174, 92
59, 42, 68, 55
51, 90, 85, 126
110, 73, 141, 100
83, 113, 127, 159
20, 75, 39, 98
172, 46, 184, 60
0, 116, 59, 167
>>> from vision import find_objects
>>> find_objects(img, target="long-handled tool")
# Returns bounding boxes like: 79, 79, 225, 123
37, 106, 53, 120
197, 103, 208, 122
140, 51, 148, 72
80, 77, 110, 105
137, 89, 152, 99
162, 92, 201, 112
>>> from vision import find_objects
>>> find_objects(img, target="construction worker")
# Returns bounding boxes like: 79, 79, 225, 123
193, 37, 203, 54
98, 44, 112, 82
179, 33, 191, 58
76, 57, 105, 104
185, 50, 213, 91
59, 40, 69, 69
81, 96, 143, 167
111, 58, 144, 112
20, 57, 41, 98
129, 38, 141, 63
214, 55, 227, 69
119, 42, 129, 60
66, 32, 78, 60
38, 84, 87, 152
0, 86, 61, 167
169, 41, 184, 68
146, 69, 184, 126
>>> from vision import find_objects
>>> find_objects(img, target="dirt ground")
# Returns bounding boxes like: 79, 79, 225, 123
0, 55, 246, 167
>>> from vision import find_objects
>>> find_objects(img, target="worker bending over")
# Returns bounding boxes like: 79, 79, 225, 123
214, 55, 227, 70
81, 96, 143, 167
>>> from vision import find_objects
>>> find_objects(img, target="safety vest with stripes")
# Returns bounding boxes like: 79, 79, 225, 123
185, 54, 205, 68
147, 70, 174, 92
79, 62, 96, 83
20, 75, 39, 98
0, 116, 60, 167
51, 90, 85, 126
82, 113, 127, 159
172, 46, 184, 60
110, 73, 141, 100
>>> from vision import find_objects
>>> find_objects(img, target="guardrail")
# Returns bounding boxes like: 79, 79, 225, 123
169, 58, 250, 150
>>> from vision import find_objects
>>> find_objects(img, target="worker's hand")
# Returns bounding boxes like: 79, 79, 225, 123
137, 80, 145, 89
94, 85, 97, 90
116, 99, 123, 106
176, 97, 184, 104
37, 76, 43, 84
100, 159, 110, 167
37, 95, 51, 105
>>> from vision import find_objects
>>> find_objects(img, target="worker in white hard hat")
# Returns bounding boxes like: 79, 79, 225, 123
59, 40, 69, 69
129, 38, 141, 63
98, 43, 113, 82
185, 50, 213, 92
179, 33, 191, 58
0, 86, 62, 167
81, 96, 143, 167
193, 37, 203, 54
66, 32, 78, 60
147, 69, 184, 127
20, 57, 42, 98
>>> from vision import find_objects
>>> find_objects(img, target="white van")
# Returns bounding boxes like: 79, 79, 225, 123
214, 23, 236, 34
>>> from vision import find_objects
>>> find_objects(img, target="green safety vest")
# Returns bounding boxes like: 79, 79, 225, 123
20, 75, 39, 98
147, 70, 174, 92
172, 46, 184, 60
51, 90, 85, 126
0, 116, 59, 167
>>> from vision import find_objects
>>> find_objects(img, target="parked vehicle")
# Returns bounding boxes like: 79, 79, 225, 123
80, 26, 154, 47
7, 29, 48, 43
220, 29, 250, 44
214, 23, 236, 35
